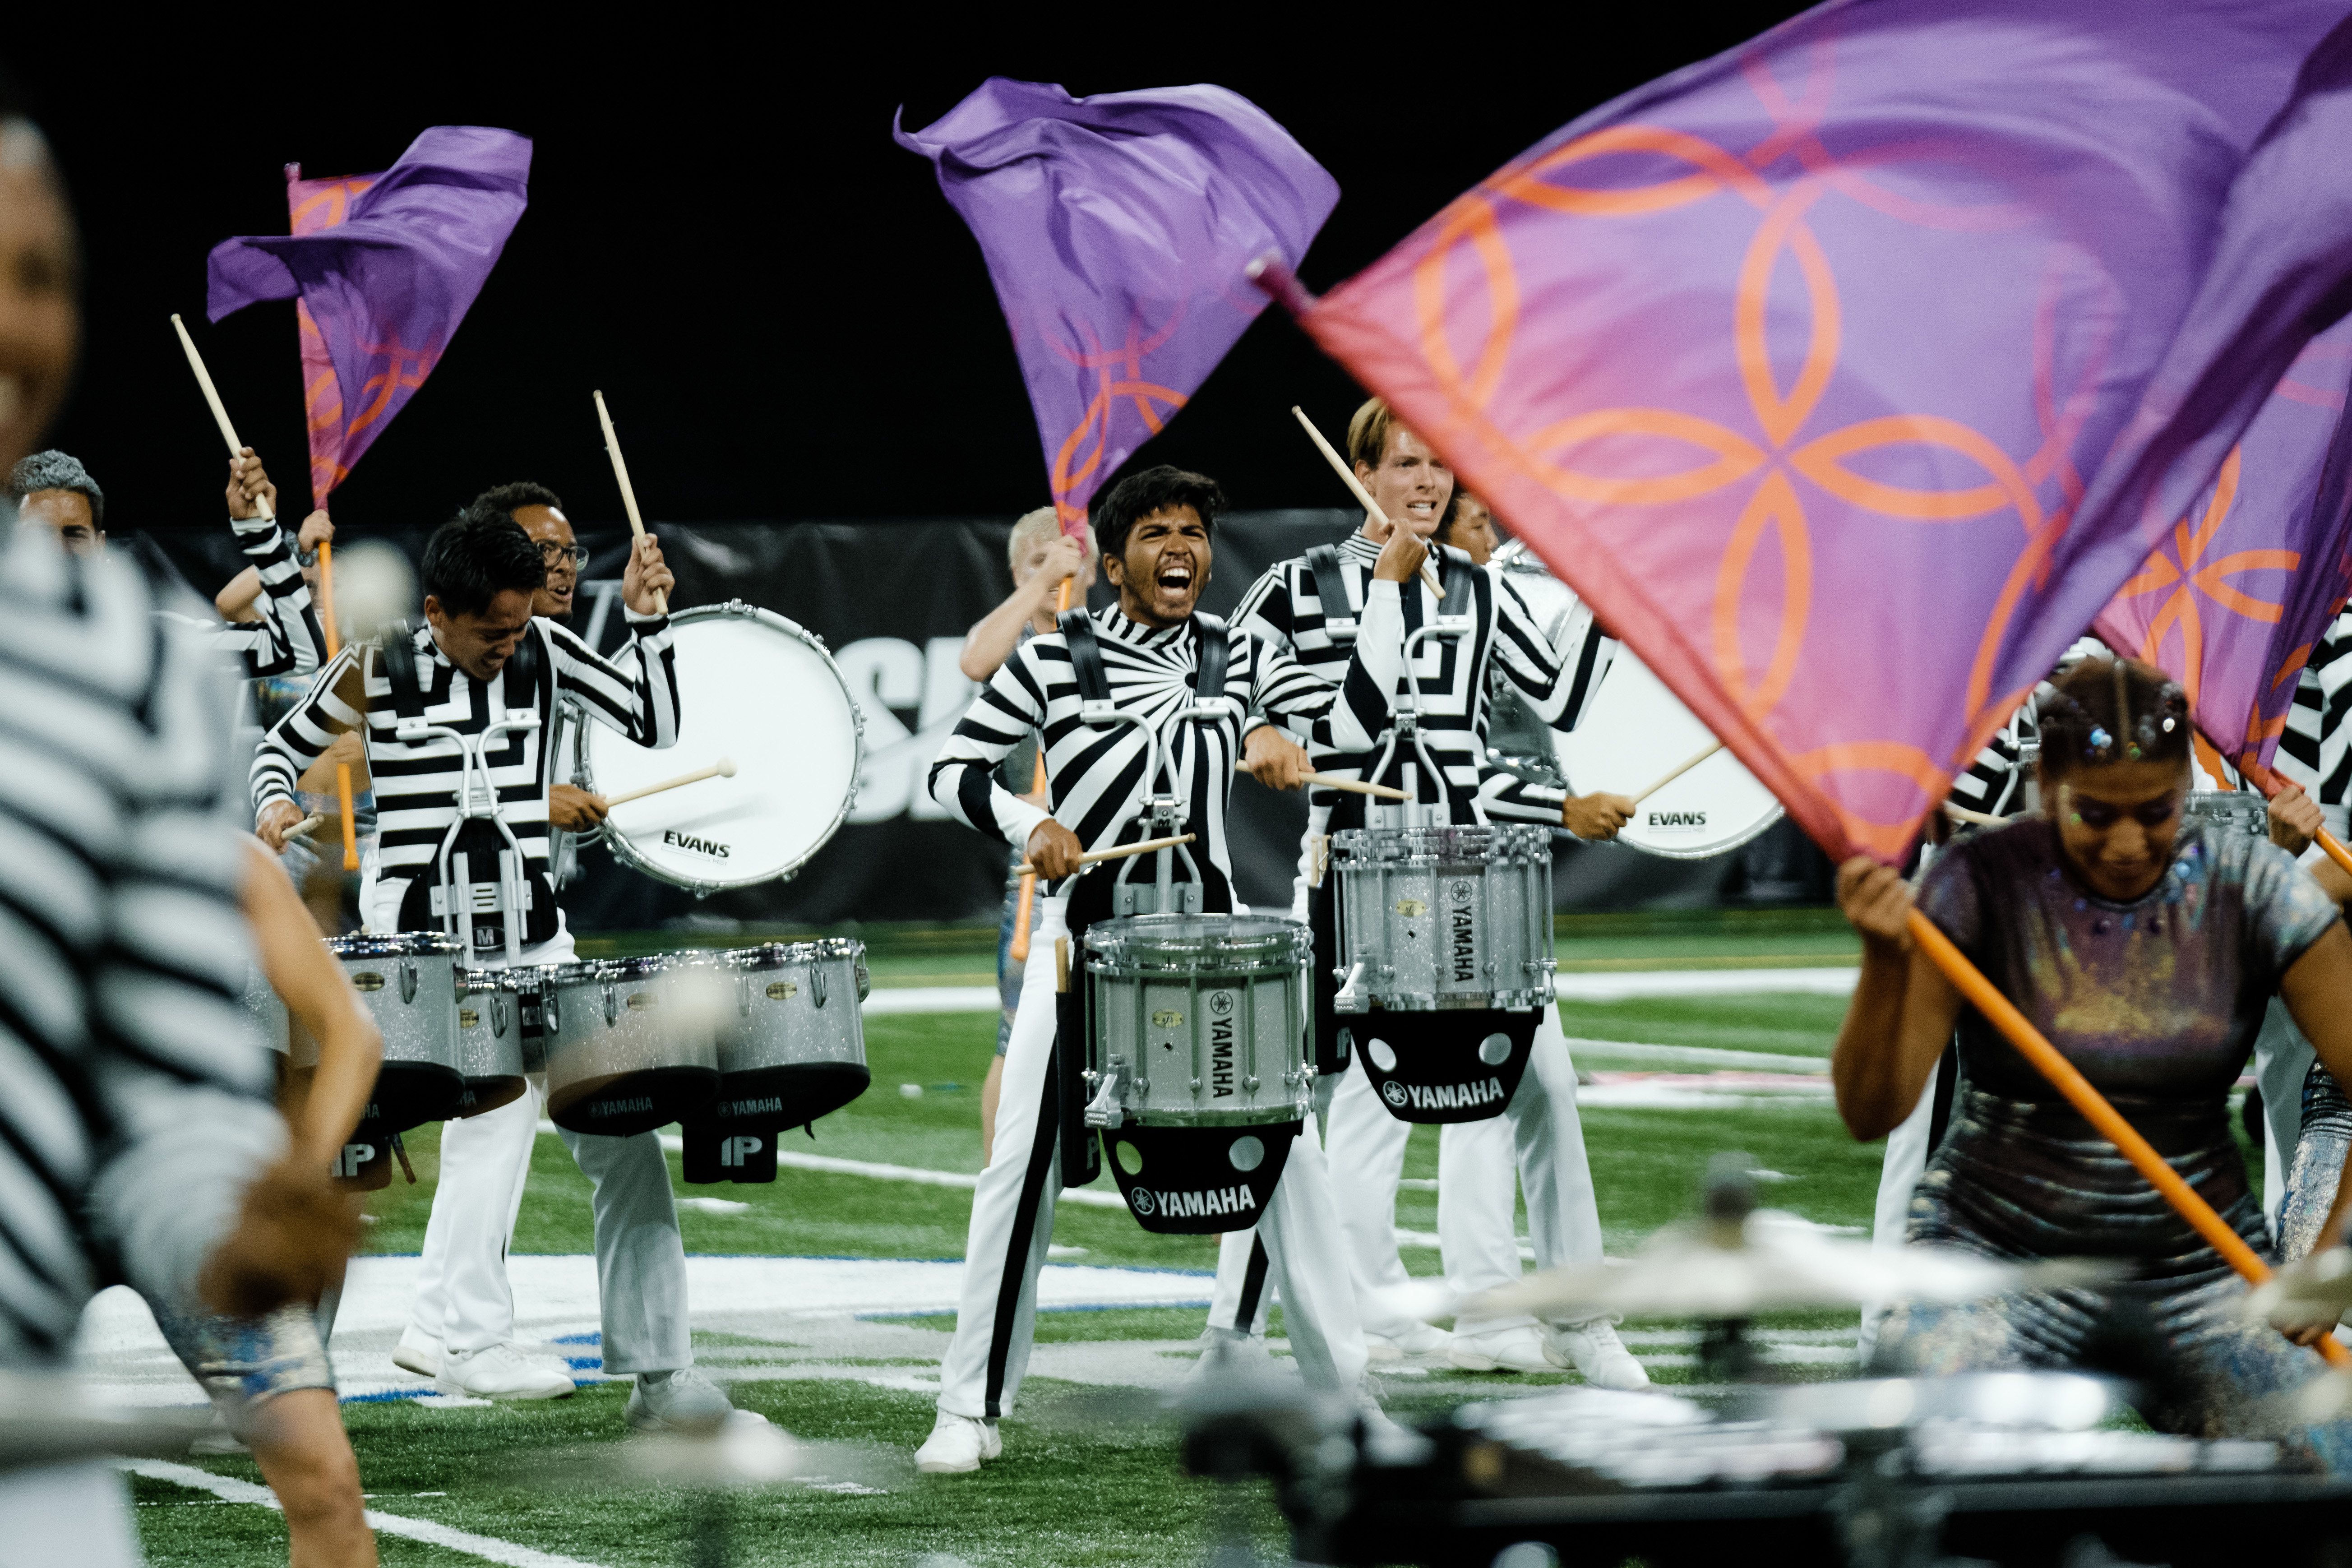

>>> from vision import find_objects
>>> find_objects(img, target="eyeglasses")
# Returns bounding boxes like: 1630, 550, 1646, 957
537, 543, 589, 568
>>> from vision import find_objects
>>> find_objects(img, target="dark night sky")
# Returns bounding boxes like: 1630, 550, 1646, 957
8, 13, 1810, 544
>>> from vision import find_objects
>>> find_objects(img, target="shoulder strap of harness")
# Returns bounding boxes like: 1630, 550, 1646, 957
1192, 613, 1229, 702
1434, 543, 1478, 611
1304, 544, 1357, 641
1058, 607, 1110, 704
378, 620, 428, 725
505, 619, 545, 717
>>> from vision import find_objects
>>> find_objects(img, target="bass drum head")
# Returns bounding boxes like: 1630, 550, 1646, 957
1552, 647, 1784, 860
584, 604, 862, 890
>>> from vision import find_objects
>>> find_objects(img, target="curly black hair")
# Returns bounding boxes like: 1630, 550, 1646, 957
1092, 465, 1224, 564
466, 481, 565, 529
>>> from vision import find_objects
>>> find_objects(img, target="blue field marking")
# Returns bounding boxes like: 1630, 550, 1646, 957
553, 1330, 604, 1373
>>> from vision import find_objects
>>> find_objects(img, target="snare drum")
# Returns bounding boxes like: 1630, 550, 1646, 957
242, 967, 289, 1058
1329, 826, 1554, 1124
578, 603, 863, 892
1081, 914, 1313, 1234
325, 934, 467, 1133
540, 951, 724, 1135
452, 971, 530, 1117
681, 939, 873, 1183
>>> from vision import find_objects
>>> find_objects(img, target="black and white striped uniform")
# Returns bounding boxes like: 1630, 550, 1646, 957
2274, 611, 2352, 840
1229, 532, 1614, 823
1225, 532, 1621, 1348
923, 606, 1372, 1419
249, 613, 678, 939
0, 531, 284, 1557
210, 512, 329, 677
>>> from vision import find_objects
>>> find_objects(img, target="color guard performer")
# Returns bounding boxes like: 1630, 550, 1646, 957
915, 465, 1377, 1474
1837, 656, 2352, 1466
251, 513, 741, 1429
1216, 401, 1646, 1386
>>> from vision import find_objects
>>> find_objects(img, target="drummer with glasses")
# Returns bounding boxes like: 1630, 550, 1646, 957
1218, 403, 1645, 1388
250, 511, 744, 1432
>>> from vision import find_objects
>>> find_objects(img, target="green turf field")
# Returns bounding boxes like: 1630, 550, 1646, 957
129, 923, 1915, 1567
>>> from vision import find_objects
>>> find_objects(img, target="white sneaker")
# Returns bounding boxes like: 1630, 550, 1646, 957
436, 1343, 576, 1401
188, 1411, 249, 1456
1448, 1324, 1568, 1374
1366, 1322, 1454, 1362
915, 1411, 1002, 1475
1547, 1317, 1650, 1391
392, 1331, 441, 1379
626, 1367, 736, 1433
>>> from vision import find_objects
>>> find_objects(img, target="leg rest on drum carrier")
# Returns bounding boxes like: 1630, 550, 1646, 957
1081, 914, 1317, 1235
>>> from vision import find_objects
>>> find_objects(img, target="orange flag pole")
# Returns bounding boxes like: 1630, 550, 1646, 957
315, 541, 359, 871
1009, 577, 1074, 964
2235, 752, 2352, 882
1908, 909, 2348, 1368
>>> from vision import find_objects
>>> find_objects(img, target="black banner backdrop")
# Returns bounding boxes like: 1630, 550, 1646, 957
150, 511, 1821, 930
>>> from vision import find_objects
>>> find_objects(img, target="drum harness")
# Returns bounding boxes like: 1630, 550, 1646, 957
380, 620, 551, 966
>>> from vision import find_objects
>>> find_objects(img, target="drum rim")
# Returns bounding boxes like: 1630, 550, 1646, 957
575, 600, 866, 894
1083, 912, 1313, 958
328, 932, 464, 957
541, 950, 727, 984
1617, 799, 1786, 860
718, 937, 866, 968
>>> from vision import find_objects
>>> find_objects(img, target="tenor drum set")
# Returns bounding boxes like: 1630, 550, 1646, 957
247, 603, 877, 1185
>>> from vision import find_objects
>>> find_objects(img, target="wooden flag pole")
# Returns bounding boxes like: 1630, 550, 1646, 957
1290, 406, 1445, 601
1631, 740, 1721, 805
170, 315, 272, 522
1907, 909, 2347, 1368
592, 391, 667, 615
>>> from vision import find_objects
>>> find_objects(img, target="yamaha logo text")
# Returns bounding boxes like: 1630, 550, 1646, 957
1128, 1184, 1257, 1220
1210, 992, 1235, 1099
1385, 1077, 1506, 1112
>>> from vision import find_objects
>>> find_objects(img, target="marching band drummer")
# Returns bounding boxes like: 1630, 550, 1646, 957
250, 512, 744, 1431
1218, 402, 1647, 1388
1836, 656, 2352, 1466
915, 464, 1380, 1475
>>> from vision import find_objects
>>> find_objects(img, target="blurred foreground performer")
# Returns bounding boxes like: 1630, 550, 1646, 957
145, 841, 383, 1566
1833, 656, 2352, 1466
13, 446, 331, 677
959, 506, 1096, 1163
0, 524, 353, 1559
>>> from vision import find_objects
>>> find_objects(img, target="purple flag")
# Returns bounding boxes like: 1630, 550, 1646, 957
208, 127, 531, 497
1286, 1, 2352, 860
2096, 318, 2352, 782
897, 80, 1337, 531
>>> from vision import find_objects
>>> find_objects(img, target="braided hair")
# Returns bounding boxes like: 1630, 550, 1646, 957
2034, 655, 2190, 777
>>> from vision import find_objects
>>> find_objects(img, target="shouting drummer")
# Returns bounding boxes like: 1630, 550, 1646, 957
916, 464, 1382, 1475
251, 513, 741, 1429
1217, 399, 1645, 1386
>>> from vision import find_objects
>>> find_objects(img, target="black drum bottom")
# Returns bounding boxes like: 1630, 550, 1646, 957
548, 1066, 720, 1137
680, 1064, 873, 1184
451, 1074, 529, 1119
360, 1064, 467, 1137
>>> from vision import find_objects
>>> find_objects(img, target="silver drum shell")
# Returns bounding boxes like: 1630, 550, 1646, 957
242, 967, 289, 1059
1083, 914, 1313, 1129
1331, 826, 1557, 1011
541, 951, 723, 1136
704, 939, 871, 1127
325, 933, 467, 1131
452, 970, 530, 1117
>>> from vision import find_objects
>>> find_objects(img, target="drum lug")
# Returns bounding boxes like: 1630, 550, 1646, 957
1082, 1066, 1124, 1129
544, 988, 560, 1036
399, 961, 418, 1005
491, 992, 510, 1037
811, 965, 828, 1009
738, 974, 754, 1018
604, 985, 619, 1028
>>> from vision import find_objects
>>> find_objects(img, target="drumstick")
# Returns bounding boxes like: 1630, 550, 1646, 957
1231, 761, 1410, 801
283, 812, 328, 844
604, 758, 736, 807
1631, 740, 1722, 804
169, 315, 273, 522
1290, 406, 1444, 601
1943, 803, 2006, 828
592, 390, 668, 616
314, 541, 360, 870
1015, 833, 1195, 877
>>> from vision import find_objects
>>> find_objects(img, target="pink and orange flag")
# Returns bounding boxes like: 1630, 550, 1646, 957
2094, 319, 2352, 788
1277, 0, 2352, 861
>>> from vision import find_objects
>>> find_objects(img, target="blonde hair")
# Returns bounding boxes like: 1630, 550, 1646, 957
1346, 396, 1403, 471
1007, 507, 1095, 573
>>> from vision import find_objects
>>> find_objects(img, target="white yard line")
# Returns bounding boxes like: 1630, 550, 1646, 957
126, 1460, 612, 1568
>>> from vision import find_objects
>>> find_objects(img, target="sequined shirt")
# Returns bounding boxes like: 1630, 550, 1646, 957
1918, 817, 2340, 1109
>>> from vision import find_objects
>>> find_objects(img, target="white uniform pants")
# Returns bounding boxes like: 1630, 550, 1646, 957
940, 897, 1368, 1417
1858, 1056, 1952, 1364
399, 916, 693, 1373
0, 1462, 139, 1568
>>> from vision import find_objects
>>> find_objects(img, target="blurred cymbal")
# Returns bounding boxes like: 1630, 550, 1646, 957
0, 1371, 220, 1470
1460, 1212, 2120, 1320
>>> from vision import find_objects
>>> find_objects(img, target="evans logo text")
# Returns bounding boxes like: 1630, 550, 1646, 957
663, 830, 732, 858
1646, 810, 1707, 830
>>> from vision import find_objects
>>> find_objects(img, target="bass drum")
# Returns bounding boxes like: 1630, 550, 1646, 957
579, 601, 864, 890
1496, 542, 1784, 860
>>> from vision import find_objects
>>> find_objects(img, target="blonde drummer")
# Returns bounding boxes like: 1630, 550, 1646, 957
1223, 404, 1645, 1385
